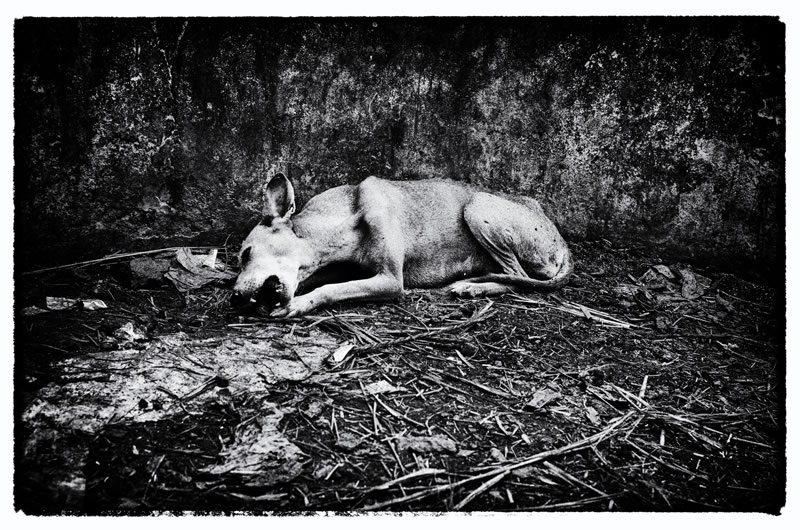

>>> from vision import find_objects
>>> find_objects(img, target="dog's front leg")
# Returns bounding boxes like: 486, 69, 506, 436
272, 273, 403, 317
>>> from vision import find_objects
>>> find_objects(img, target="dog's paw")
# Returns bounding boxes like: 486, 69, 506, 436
449, 281, 484, 298
268, 306, 291, 318
271, 295, 317, 318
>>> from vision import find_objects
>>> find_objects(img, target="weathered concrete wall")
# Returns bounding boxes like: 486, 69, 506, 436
14, 18, 784, 281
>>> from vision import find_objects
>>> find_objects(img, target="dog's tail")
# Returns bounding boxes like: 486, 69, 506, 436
468, 250, 574, 292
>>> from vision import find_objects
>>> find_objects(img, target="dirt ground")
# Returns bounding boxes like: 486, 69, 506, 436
14, 239, 784, 514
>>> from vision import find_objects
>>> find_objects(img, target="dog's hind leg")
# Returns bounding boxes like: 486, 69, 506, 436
450, 192, 565, 298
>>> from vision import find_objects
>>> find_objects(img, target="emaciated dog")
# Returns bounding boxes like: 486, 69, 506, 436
231, 174, 572, 317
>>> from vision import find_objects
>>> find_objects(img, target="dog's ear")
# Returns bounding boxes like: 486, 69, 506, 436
263, 173, 296, 220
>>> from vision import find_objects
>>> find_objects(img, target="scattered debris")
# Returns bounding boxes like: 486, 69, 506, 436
45, 297, 80, 311
508, 295, 636, 329
334, 432, 366, 451
130, 256, 171, 287
655, 314, 671, 330
21, 246, 221, 277
21, 305, 49, 316
82, 299, 108, 311
584, 405, 602, 426
301, 399, 330, 419
396, 435, 458, 455
489, 447, 506, 462
44, 297, 108, 311
363, 380, 406, 396
679, 268, 705, 300
651, 264, 676, 279
313, 463, 340, 481
525, 388, 561, 411
165, 248, 237, 292
201, 406, 305, 487
612, 263, 718, 310
113, 322, 148, 345
20, 326, 339, 508
716, 293, 736, 313
330, 343, 355, 364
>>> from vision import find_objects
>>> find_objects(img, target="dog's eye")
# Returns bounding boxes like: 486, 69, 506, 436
241, 247, 251, 265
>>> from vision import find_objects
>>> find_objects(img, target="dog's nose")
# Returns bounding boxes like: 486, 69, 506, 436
230, 291, 249, 307
257, 275, 283, 307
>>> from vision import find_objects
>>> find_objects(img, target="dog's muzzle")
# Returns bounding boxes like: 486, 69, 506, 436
256, 275, 283, 308
230, 291, 249, 308
231, 275, 284, 310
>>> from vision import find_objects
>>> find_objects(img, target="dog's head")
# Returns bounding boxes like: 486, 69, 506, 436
231, 174, 308, 313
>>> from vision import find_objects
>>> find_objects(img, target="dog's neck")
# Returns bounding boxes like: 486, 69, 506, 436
293, 211, 363, 282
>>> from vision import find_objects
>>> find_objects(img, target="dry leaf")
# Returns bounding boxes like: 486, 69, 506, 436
396, 435, 457, 454
331, 343, 354, 364
364, 380, 406, 395
525, 389, 561, 410
165, 248, 236, 292
651, 264, 676, 279
334, 432, 364, 451
201, 248, 219, 269
716, 294, 736, 313
585, 405, 602, 426
82, 299, 108, 311
22, 306, 49, 316
130, 257, 171, 287
679, 268, 704, 299
113, 322, 147, 344
489, 447, 506, 461
45, 297, 79, 311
